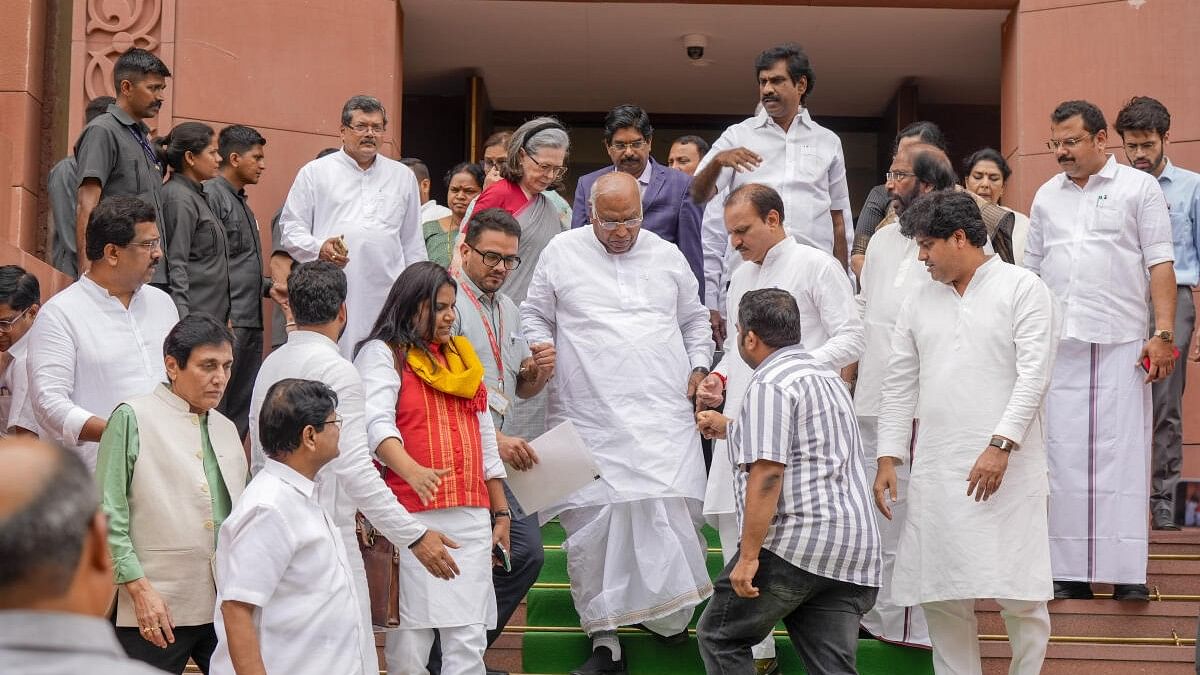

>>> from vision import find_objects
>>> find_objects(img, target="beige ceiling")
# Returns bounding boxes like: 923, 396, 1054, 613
401, 0, 1008, 117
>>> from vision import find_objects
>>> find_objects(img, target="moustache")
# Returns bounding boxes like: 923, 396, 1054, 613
761, 96, 779, 103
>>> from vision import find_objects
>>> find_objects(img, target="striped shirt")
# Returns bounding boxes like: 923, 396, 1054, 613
729, 345, 882, 587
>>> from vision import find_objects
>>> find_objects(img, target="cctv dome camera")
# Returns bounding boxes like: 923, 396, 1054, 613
683, 34, 708, 61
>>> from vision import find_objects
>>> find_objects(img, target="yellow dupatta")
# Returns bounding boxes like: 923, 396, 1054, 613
405, 335, 486, 404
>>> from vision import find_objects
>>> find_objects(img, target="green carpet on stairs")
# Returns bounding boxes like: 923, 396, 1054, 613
526, 521, 934, 674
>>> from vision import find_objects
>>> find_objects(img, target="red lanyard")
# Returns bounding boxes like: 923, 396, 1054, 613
457, 275, 505, 388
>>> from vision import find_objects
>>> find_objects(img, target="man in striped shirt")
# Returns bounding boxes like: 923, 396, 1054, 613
696, 288, 881, 675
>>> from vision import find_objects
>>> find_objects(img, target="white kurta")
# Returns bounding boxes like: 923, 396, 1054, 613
703, 236, 863, 517
278, 149, 426, 359
853, 216, 932, 645
878, 256, 1056, 605
520, 228, 714, 514
27, 276, 178, 470
521, 228, 714, 634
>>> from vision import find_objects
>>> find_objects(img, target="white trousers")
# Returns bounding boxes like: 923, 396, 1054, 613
384, 625, 487, 675
922, 599, 1049, 675
857, 416, 930, 647
716, 513, 777, 659
338, 528, 382, 675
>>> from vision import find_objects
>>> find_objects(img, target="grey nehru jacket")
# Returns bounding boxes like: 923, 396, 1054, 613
206, 175, 269, 328
47, 157, 79, 277
74, 103, 167, 285
161, 173, 231, 321
0, 611, 165, 675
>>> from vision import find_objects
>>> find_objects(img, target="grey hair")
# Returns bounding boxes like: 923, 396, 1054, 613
341, 95, 388, 127
501, 116, 570, 184
0, 443, 98, 595
588, 172, 643, 218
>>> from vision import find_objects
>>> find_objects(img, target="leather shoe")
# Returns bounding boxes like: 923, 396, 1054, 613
1053, 580, 1094, 599
1112, 583, 1151, 601
632, 622, 689, 646
570, 646, 628, 675
1153, 510, 1181, 531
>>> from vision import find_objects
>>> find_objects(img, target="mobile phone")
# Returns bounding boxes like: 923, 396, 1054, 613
1142, 346, 1181, 373
493, 543, 511, 572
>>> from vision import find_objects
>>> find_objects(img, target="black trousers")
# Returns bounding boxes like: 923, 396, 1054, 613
218, 326, 263, 440
115, 623, 218, 674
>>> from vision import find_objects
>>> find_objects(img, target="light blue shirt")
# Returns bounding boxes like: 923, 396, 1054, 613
1159, 159, 1200, 286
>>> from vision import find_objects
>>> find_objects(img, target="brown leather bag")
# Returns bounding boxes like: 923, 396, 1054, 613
356, 512, 400, 629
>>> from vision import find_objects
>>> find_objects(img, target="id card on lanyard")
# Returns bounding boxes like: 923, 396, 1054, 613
457, 275, 510, 415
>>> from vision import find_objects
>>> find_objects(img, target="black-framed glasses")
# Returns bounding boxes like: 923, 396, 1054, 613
885, 171, 914, 182
523, 152, 568, 179
0, 306, 30, 332
469, 245, 522, 270
609, 140, 648, 152
1046, 133, 1094, 151
314, 416, 343, 431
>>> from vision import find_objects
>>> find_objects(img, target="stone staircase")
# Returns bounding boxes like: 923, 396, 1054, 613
475, 522, 1200, 674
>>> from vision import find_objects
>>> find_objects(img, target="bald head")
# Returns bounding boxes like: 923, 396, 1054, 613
589, 172, 643, 255
904, 143, 956, 191
0, 439, 105, 610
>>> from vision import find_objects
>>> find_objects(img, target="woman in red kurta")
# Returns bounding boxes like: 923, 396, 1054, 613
354, 261, 510, 675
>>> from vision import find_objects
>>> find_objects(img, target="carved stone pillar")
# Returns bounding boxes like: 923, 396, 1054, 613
68, 0, 174, 141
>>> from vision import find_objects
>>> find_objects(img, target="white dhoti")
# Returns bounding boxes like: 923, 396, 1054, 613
1046, 338, 1151, 583
384, 507, 495, 675
558, 497, 712, 635
857, 416, 930, 648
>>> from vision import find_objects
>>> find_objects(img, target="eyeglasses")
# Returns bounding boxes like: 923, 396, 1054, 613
1046, 133, 1094, 150
885, 171, 914, 182
314, 416, 343, 430
0, 306, 30, 332
523, 153, 568, 179
482, 157, 505, 171
124, 238, 161, 250
469, 245, 522, 270
593, 215, 644, 232
347, 123, 386, 135
609, 140, 648, 152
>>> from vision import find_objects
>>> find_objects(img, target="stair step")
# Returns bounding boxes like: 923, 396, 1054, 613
520, 633, 933, 675
981, 641, 1196, 674
535, 548, 726, 585
1150, 528, 1200, 556
975, 599, 1198, 639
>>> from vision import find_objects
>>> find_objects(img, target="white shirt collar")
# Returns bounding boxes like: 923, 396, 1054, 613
286, 329, 340, 352
262, 458, 317, 499
759, 235, 797, 268
753, 107, 812, 132
335, 147, 376, 173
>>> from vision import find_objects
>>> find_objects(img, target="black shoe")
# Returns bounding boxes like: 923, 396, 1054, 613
1153, 510, 1181, 531
631, 622, 689, 645
1112, 583, 1151, 601
570, 646, 628, 675
755, 657, 782, 675
485, 670, 509, 675
1053, 580, 1094, 599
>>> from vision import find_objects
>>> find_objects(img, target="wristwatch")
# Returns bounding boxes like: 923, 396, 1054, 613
989, 436, 1018, 453
1153, 329, 1174, 343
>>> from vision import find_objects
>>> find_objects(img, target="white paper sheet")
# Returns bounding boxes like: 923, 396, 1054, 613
503, 420, 601, 514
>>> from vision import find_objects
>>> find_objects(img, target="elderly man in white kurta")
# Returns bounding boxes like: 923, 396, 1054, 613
278, 95, 425, 358
876, 190, 1056, 675
1025, 101, 1176, 601
694, 183, 862, 670
521, 172, 714, 675
853, 144, 946, 648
